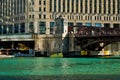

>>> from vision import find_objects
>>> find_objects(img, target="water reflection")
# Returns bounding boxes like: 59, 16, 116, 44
0, 58, 120, 78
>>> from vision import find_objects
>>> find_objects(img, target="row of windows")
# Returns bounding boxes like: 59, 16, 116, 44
29, 14, 46, 19
49, 14, 120, 21
49, 0, 120, 14
29, 13, 120, 21
0, 23, 25, 34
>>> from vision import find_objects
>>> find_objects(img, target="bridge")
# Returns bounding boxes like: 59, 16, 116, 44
68, 26, 120, 51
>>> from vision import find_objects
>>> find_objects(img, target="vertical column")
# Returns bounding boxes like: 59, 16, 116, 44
69, 0, 72, 13
12, 24, 14, 34
1, 25, 3, 34
25, 22, 29, 33
46, 21, 50, 34
78, 0, 80, 13
18, 24, 20, 33
106, 0, 108, 14
61, 0, 63, 12
92, 0, 94, 14
65, 0, 67, 13
74, 0, 76, 13
110, 0, 113, 14
110, 24, 113, 28
82, 0, 85, 13
115, 0, 117, 14
101, 0, 104, 14
34, 20, 38, 33
88, 0, 90, 13
52, 0, 54, 12
97, 0, 99, 14
56, 0, 58, 12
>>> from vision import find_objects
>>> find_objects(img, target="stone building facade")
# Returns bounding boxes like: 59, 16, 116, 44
0, 0, 120, 53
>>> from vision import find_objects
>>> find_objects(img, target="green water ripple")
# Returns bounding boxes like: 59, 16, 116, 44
0, 57, 120, 76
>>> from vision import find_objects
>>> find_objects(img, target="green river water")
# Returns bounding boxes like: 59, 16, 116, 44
0, 57, 120, 80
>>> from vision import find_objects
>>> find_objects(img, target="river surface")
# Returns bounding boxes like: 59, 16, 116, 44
0, 57, 120, 80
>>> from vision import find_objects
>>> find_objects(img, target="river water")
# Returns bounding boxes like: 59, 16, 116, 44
0, 57, 120, 80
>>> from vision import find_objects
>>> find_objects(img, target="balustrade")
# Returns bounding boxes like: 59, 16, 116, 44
74, 27, 120, 37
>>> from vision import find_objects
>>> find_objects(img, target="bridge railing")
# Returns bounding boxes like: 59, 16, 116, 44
69, 26, 120, 37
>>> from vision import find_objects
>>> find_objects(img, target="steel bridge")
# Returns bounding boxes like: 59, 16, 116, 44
69, 26, 120, 51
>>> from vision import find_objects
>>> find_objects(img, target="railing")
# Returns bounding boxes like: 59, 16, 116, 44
73, 27, 120, 37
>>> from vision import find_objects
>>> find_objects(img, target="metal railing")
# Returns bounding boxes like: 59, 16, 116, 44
70, 26, 120, 37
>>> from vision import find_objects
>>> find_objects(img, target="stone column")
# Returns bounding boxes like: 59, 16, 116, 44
46, 21, 50, 34
34, 20, 38, 34
25, 22, 29, 33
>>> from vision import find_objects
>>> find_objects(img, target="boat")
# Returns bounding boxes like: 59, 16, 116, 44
0, 55, 14, 58
14, 52, 34, 57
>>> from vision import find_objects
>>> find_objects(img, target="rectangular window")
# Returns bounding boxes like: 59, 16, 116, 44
43, 0, 46, 5
67, 0, 69, 12
54, 0, 56, 12
29, 22, 34, 33
39, 0, 41, 5
90, 0, 92, 13
76, 0, 78, 13
50, 0, 52, 12
39, 7, 41, 12
58, 0, 61, 12
99, 0, 101, 13
108, 0, 111, 14
20, 23, 25, 33
50, 22, 55, 34
80, 0, 83, 13
104, 0, 106, 14
113, 0, 115, 14
85, 0, 87, 13
39, 14, 41, 19
43, 14, 46, 19
72, 0, 74, 12
63, 0, 65, 12
39, 21, 46, 34
44, 7, 46, 12
94, 0, 97, 13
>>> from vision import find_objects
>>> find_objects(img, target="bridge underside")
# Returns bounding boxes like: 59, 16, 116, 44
75, 36, 120, 51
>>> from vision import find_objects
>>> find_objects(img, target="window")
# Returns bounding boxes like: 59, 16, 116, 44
44, 7, 46, 12
39, 0, 41, 5
76, 0, 78, 13
43, 14, 46, 19
68, 22, 74, 26
50, 0, 52, 12
39, 7, 41, 11
58, 0, 61, 12
72, 0, 74, 12
99, 0, 102, 13
43, 0, 46, 5
90, 0, 92, 13
39, 14, 41, 19
29, 22, 34, 33
54, 0, 56, 12
85, 0, 88, 13
50, 22, 55, 34
32, 15, 34, 18
67, 0, 69, 12
20, 23, 25, 33
94, 0, 97, 13
39, 21, 46, 34
85, 23, 92, 27
14, 24, 19, 33
104, 0, 106, 14
63, 0, 65, 12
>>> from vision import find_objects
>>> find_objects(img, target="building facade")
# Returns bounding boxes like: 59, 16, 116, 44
0, 0, 120, 52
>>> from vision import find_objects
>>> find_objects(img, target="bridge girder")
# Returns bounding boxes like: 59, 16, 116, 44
75, 36, 120, 51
